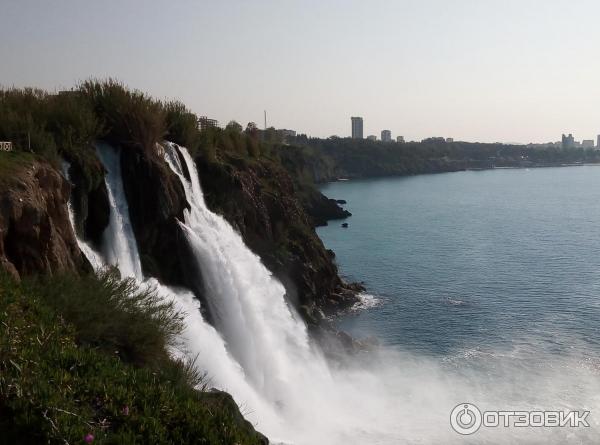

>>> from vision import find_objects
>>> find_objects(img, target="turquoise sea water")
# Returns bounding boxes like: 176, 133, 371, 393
318, 166, 600, 360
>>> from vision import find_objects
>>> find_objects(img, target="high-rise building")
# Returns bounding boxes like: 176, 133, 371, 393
381, 130, 392, 142
582, 139, 595, 149
351, 117, 363, 139
561, 133, 575, 149
396, 136, 405, 143
367, 135, 377, 141
597, 135, 600, 150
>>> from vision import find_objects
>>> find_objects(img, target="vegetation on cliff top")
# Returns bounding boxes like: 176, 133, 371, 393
0, 271, 266, 445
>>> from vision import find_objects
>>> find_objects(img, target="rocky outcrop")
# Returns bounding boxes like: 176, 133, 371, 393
194, 152, 361, 323
65, 149, 110, 248
302, 188, 351, 227
0, 158, 86, 280
119, 145, 193, 286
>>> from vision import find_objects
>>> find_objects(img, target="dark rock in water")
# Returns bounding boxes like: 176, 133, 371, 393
341, 223, 348, 228
0, 160, 88, 280
336, 199, 347, 204
304, 193, 352, 227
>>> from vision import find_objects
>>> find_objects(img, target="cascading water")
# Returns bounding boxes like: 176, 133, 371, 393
69, 144, 273, 436
95, 143, 143, 280
67, 141, 600, 445
162, 142, 405, 443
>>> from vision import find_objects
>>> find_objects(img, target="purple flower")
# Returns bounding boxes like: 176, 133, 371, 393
84, 433, 94, 443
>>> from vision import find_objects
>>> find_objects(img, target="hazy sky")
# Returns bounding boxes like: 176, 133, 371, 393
1, 0, 600, 143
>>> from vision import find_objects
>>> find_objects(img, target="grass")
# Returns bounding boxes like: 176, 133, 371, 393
0, 272, 267, 445
26, 270, 184, 367
0, 151, 37, 186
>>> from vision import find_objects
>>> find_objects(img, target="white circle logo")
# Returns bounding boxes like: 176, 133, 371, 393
450, 403, 482, 435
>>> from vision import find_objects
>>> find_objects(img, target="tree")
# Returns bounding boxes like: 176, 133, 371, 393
226, 120, 243, 133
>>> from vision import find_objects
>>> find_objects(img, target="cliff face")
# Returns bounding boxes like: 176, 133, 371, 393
0, 156, 86, 280
65, 149, 111, 250
194, 152, 360, 322
119, 145, 197, 288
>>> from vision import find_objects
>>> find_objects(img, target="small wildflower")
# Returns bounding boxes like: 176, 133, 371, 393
84, 433, 94, 443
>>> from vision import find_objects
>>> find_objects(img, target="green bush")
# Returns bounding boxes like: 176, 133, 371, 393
27, 270, 183, 367
0, 272, 267, 445
80, 79, 166, 152
164, 100, 202, 154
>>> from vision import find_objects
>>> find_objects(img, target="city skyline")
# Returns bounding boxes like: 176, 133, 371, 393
2, 1, 600, 143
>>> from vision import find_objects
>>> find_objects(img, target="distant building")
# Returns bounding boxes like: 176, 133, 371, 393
396, 136, 405, 143
582, 139, 595, 149
199, 116, 219, 131
276, 129, 296, 142
597, 135, 600, 150
561, 133, 575, 149
446, 138, 454, 143
381, 130, 392, 142
351, 117, 364, 139
422, 137, 446, 143
0, 142, 13, 152
367, 135, 377, 141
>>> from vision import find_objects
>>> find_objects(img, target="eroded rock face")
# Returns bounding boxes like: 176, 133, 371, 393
0, 161, 86, 280
66, 152, 110, 248
119, 145, 192, 286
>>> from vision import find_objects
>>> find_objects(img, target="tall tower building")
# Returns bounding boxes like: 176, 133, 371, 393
597, 135, 600, 149
351, 117, 363, 139
381, 130, 392, 142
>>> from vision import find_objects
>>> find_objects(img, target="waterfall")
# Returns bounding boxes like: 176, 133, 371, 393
162, 143, 360, 443
163, 144, 319, 392
95, 143, 143, 280
68, 144, 275, 436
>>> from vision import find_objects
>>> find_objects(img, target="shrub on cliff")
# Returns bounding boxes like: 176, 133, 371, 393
27, 270, 184, 366
0, 88, 59, 158
0, 272, 267, 444
163, 100, 203, 154
80, 79, 166, 152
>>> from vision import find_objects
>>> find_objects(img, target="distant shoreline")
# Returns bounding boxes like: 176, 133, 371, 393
325, 161, 600, 183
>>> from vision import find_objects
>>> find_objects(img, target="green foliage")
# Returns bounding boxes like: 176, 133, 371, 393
80, 79, 166, 152
27, 270, 184, 366
0, 272, 266, 445
0, 88, 59, 158
163, 101, 202, 154
225, 121, 243, 133
0, 151, 37, 185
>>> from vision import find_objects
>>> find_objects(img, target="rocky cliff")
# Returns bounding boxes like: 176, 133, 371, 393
0, 154, 87, 280
193, 150, 361, 323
